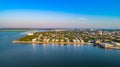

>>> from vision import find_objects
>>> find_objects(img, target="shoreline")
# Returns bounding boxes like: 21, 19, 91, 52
12, 40, 91, 44
12, 40, 120, 50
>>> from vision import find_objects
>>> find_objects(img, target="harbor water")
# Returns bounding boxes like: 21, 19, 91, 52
0, 32, 120, 67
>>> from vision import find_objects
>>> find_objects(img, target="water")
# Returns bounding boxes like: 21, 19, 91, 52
0, 32, 120, 67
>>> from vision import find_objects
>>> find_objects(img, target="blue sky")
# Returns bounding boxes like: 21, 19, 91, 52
0, 0, 120, 28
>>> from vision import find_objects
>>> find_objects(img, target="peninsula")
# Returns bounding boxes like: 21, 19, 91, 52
13, 29, 120, 47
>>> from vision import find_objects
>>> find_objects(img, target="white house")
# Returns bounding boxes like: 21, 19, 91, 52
27, 33, 33, 36
73, 39, 77, 43
81, 40, 84, 43
32, 38, 37, 42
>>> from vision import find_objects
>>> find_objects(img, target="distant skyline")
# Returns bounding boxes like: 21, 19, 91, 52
0, 0, 120, 28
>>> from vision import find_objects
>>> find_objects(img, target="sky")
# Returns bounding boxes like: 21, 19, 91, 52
0, 0, 120, 28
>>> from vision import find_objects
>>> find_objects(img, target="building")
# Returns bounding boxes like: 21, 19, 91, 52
55, 39, 59, 42
46, 39, 50, 42
67, 39, 70, 43
81, 40, 84, 43
27, 33, 33, 36
95, 39, 101, 44
76, 39, 80, 43
52, 39, 55, 42
97, 31, 102, 35
61, 39, 64, 42
32, 38, 37, 42
73, 39, 77, 43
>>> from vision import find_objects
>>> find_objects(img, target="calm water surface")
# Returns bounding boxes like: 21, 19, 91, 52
0, 32, 120, 67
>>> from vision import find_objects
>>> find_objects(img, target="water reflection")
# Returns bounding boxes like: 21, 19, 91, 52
43, 44, 47, 47
78, 44, 80, 47
73, 44, 84, 47
60, 44, 64, 47
32, 43, 36, 48
2, 32, 120, 67
73, 44, 77, 47
51, 44, 55, 47
32, 43, 37, 52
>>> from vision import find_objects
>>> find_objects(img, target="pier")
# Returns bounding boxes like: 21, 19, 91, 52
98, 43, 120, 50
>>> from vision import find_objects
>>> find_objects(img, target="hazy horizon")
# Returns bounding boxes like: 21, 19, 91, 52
0, 0, 120, 28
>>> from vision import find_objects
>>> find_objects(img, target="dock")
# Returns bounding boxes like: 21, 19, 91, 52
99, 43, 120, 50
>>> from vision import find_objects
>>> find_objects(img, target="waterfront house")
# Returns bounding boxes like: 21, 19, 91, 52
81, 40, 84, 43
67, 39, 70, 43
46, 39, 50, 42
32, 38, 37, 42
73, 39, 77, 43
88, 40, 95, 43
52, 39, 55, 42
95, 39, 101, 44
61, 39, 64, 42
43, 39, 47, 42
76, 39, 80, 43
55, 39, 59, 42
